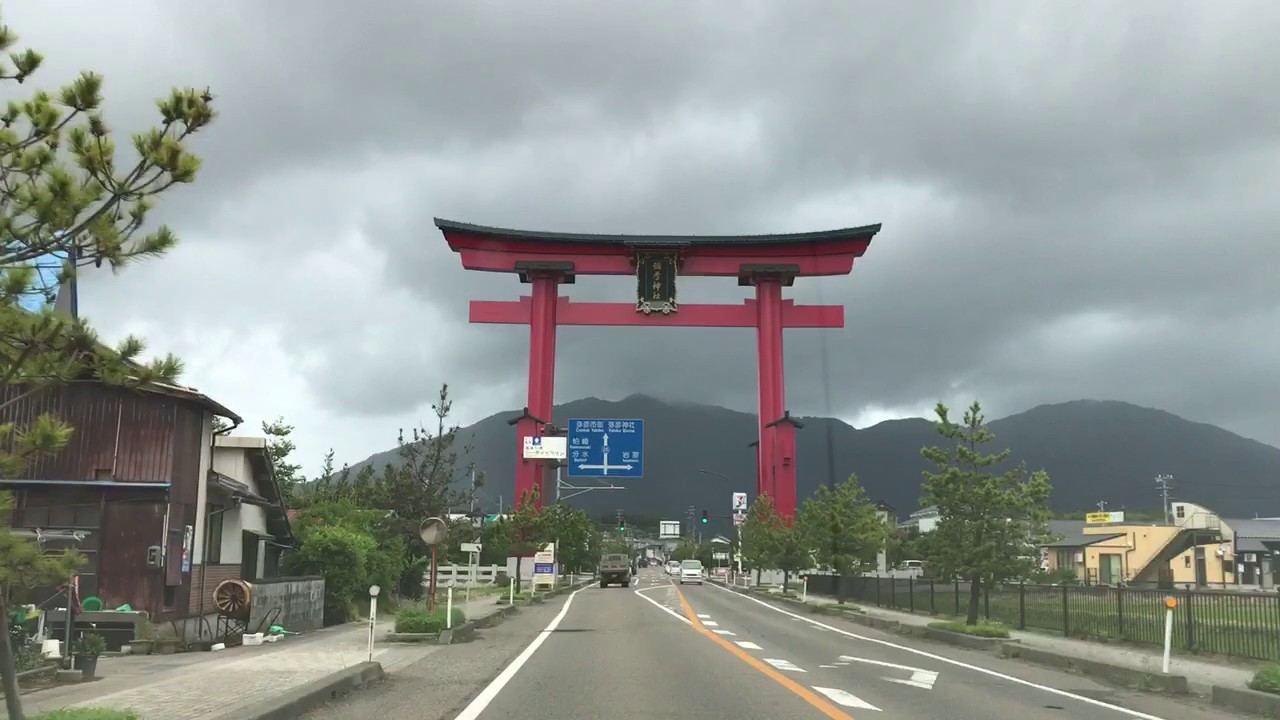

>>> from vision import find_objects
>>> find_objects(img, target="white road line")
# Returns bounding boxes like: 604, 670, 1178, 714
763, 658, 807, 673
819, 664, 838, 669
697, 614, 711, 619
812, 687, 881, 711
633, 586, 693, 625
707, 582, 1173, 720
886, 671, 939, 690
703, 620, 719, 627
454, 585, 590, 720
735, 641, 762, 650
712, 629, 736, 636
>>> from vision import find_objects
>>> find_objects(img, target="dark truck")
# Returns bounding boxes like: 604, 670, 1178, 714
598, 553, 633, 587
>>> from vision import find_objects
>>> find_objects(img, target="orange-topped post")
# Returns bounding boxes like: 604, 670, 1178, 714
435, 219, 881, 518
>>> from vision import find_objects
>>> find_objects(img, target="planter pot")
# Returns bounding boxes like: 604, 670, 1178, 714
128, 640, 154, 655
74, 654, 99, 680
155, 641, 179, 655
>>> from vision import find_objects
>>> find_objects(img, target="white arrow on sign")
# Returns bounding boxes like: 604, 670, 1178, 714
575, 433, 635, 474
836, 655, 938, 690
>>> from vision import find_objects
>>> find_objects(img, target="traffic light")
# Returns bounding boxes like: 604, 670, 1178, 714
618, 519, 626, 532
700, 510, 708, 524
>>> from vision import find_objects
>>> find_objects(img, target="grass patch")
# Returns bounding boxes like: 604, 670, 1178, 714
1248, 663, 1280, 694
32, 709, 140, 720
496, 593, 530, 605
928, 620, 1011, 638
394, 605, 466, 634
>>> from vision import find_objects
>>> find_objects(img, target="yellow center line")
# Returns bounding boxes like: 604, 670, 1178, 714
673, 585, 853, 720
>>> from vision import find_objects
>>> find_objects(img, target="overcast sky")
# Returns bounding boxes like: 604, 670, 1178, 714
9, 1, 1279, 475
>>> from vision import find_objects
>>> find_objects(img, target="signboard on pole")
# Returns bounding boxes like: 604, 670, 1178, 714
732, 512, 746, 527
533, 542, 556, 589
523, 435, 567, 460
731, 492, 747, 511
1085, 511, 1125, 524
659, 520, 680, 538
567, 418, 644, 479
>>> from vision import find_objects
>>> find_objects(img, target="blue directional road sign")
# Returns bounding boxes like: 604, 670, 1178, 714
567, 418, 644, 479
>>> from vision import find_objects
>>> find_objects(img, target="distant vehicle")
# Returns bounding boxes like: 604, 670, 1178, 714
666, 560, 680, 576
679, 559, 704, 585
598, 553, 632, 588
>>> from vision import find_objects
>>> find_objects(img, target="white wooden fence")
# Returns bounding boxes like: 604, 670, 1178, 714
424, 563, 506, 586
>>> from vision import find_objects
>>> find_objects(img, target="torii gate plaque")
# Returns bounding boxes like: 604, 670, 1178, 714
436, 219, 881, 519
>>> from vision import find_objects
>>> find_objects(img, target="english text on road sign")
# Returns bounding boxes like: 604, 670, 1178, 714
522, 435, 567, 460
567, 418, 644, 479
731, 492, 747, 511
534, 563, 555, 575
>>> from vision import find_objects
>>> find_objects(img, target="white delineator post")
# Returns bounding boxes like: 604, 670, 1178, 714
367, 585, 381, 663
802, 576, 808, 603
509, 577, 515, 605
1162, 596, 1177, 674
447, 586, 454, 630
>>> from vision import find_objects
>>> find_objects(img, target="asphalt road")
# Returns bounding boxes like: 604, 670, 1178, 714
309, 569, 1244, 720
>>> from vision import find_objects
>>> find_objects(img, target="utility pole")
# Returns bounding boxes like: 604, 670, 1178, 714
1155, 474, 1174, 524
1096, 500, 1107, 512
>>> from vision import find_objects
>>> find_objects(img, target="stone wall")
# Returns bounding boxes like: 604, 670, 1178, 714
248, 575, 325, 633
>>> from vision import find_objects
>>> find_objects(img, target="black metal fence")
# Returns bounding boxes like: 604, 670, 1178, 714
804, 575, 1280, 662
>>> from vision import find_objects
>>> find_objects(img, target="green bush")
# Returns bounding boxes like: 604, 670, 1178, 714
284, 524, 377, 624
32, 709, 140, 720
929, 620, 1011, 638
1249, 663, 1280, 694
395, 606, 466, 634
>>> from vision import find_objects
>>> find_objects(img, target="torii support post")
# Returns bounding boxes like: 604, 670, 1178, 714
436, 219, 881, 519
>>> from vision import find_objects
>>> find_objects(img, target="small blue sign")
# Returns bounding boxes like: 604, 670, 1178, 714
567, 418, 644, 479
534, 563, 555, 575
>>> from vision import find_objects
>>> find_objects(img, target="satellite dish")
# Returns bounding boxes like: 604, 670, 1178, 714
418, 516, 448, 545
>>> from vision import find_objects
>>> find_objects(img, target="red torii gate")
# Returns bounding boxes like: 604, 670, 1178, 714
436, 219, 881, 519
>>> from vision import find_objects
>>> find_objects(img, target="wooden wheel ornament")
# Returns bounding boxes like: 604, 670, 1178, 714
213, 579, 253, 619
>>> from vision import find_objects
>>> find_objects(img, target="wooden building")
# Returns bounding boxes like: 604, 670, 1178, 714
1, 380, 292, 622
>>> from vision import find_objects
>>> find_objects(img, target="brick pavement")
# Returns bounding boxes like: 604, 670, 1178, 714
21, 595, 503, 720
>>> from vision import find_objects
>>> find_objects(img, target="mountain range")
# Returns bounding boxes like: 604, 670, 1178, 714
346, 396, 1280, 525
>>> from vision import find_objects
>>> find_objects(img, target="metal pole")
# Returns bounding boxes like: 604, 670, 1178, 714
446, 587, 454, 630
1162, 605, 1174, 673
367, 594, 377, 662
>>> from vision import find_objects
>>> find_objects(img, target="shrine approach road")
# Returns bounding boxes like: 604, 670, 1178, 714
305, 568, 1242, 720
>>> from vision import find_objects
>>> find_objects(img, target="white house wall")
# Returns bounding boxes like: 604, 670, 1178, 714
210, 443, 271, 567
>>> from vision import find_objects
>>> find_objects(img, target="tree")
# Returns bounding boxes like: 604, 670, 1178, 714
507, 486, 549, 588
542, 503, 595, 575
0, 15, 215, 718
772, 523, 811, 593
262, 417, 302, 504
920, 401, 1053, 625
740, 494, 780, 582
362, 385, 476, 596
797, 474, 885, 602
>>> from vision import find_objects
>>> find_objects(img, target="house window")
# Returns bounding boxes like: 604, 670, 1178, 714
206, 505, 224, 564
1175, 505, 1185, 520
1055, 549, 1077, 569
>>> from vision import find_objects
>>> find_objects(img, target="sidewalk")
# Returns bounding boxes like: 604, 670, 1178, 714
21, 595, 504, 719
759, 586, 1259, 693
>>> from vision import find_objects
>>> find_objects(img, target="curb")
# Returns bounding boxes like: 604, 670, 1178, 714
999, 643, 1188, 694
1210, 685, 1280, 716
220, 661, 384, 720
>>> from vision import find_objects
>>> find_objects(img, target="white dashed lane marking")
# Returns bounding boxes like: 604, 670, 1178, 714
735, 641, 762, 650
763, 658, 806, 673
703, 620, 719, 627
712, 629, 736, 636
697, 614, 711, 619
